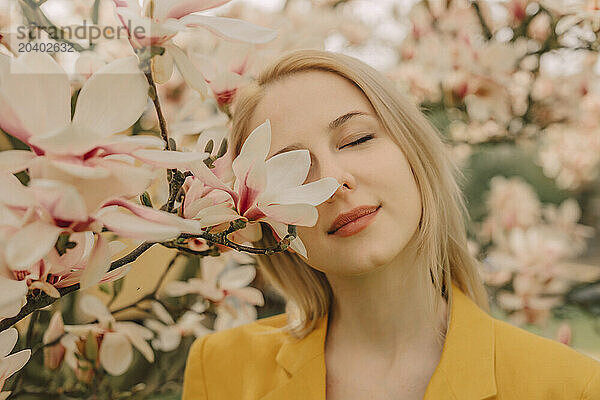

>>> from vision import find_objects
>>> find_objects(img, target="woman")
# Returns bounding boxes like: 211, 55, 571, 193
182, 49, 599, 400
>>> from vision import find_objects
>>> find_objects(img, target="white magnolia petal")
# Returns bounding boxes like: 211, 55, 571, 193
117, 322, 155, 362
73, 56, 148, 137
163, 281, 193, 297
157, 328, 181, 352
79, 294, 112, 324
28, 123, 104, 156
99, 265, 131, 284
0, 53, 70, 140
98, 135, 165, 155
219, 265, 255, 290
0, 172, 35, 209
2, 349, 32, 378
166, 44, 209, 97
0, 278, 28, 320
79, 235, 111, 290
229, 286, 264, 306
0, 328, 18, 358
180, 14, 277, 44
0, 150, 35, 174
159, 0, 231, 20
151, 301, 175, 325
265, 218, 308, 259
28, 179, 89, 222
5, 221, 63, 269
265, 149, 310, 191
262, 177, 340, 207
192, 203, 241, 228
151, 50, 174, 84
232, 120, 270, 183
99, 332, 133, 375
261, 203, 318, 226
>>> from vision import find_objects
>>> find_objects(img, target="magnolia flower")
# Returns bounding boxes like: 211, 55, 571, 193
164, 258, 264, 308
144, 301, 211, 352
187, 41, 254, 107
63, 295, 154, 376
0, 328, 31, 400
111, 0, 277, 95
134, 120, 341, 258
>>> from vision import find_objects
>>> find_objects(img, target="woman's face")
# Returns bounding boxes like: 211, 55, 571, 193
247, 70, 422, 276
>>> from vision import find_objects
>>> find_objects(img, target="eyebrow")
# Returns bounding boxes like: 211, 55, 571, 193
271, 111, 371, 157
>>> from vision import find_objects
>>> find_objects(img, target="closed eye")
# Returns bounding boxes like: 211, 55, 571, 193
339, 134, 374, 149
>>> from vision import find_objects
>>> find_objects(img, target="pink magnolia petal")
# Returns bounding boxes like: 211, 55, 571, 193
5, 221, 63, 269
151, 301, 174, 325
99, 332, 133, 375
99, 198, 206, 234
0, 150, 35, 174
180, 14, 277, 44
219, 265, 255, 289
49, 157, 111, 179
72, 56, 148, 137
79, 234, 111, 290
42, 313, 65, 344
130, 148, 208, 170
166, 44, 209, 97
94, 205, 182, 242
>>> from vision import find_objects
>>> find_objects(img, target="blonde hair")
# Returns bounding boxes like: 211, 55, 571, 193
229, 49, 490, 340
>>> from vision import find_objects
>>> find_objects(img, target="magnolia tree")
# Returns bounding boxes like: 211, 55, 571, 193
0, 0, 600, 398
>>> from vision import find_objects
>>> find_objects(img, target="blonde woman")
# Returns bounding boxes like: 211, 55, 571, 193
182, 49, 600, 400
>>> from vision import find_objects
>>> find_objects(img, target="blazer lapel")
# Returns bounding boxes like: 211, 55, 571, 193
424, 283, 497, 400
259, 283, 497, 400
259, 315, 329, 400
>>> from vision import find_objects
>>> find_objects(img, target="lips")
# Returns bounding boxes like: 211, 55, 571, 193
328, 205, 381, 234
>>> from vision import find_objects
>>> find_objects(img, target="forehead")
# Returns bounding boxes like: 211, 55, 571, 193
249, 70, 376, 143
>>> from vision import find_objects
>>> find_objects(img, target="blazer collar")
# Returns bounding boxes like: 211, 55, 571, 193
261, 282, 497, 400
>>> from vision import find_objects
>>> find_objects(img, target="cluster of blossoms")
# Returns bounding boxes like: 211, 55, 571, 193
387, 0, 600, 190
479, 176, 597, 326
0, 0, 342, 389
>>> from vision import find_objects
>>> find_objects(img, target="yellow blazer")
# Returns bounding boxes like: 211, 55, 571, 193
182, 283, 600, 399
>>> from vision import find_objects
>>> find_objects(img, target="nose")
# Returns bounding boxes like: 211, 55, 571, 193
325, 175, 355, 204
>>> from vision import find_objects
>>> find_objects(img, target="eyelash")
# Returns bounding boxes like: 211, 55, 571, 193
340, 134, 374, 149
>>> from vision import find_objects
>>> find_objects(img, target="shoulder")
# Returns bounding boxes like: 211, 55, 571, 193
182, 313, 290, 400
188, 312, 288, 361
493, 317, 600, 399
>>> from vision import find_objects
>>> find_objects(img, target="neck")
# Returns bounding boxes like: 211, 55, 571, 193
324, 241, 449, 366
